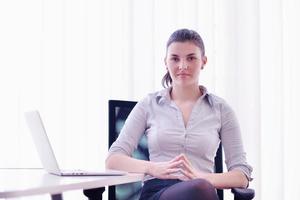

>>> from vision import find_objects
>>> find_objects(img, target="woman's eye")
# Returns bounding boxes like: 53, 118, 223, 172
171, 57, 179, 62
187, 57, 196, 61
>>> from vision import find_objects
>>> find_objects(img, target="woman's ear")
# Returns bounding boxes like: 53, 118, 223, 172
202, 56, 207, 65
201, 56, 207, 69
164, 57, 169, 71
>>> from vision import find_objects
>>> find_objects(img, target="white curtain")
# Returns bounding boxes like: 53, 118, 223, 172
1, 0, 299, 199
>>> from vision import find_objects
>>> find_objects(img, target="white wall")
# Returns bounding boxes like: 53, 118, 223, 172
1, 0, 300, 199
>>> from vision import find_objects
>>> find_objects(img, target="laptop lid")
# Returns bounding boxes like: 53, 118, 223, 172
25, 110, 127, 176
24, 111, 61, 175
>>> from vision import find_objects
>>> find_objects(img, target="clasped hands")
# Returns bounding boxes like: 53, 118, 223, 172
147, 154, 207, 181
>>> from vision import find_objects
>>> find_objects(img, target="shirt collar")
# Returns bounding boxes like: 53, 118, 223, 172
156, 87, 171, 105
155, 85, 212, 107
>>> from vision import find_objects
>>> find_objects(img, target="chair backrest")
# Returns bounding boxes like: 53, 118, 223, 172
108, 100, 224, 200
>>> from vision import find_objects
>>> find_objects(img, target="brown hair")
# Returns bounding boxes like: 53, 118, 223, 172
162, 29, 205, 88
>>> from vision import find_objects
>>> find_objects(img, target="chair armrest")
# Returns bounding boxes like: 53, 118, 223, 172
231, 187, 255, 200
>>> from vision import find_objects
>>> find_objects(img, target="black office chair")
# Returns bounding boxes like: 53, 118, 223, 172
107, 100, 255, 200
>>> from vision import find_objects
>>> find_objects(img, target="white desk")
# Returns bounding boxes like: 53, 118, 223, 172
0, 169, 144, 199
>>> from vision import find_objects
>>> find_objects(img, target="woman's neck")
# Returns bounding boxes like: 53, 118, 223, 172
170, 85, 202, 102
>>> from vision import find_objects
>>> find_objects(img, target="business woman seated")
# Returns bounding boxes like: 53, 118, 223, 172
106, 28, 253, 200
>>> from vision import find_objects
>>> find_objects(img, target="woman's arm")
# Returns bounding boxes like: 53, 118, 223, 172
176, 154, 249, 189
218, 100, 253, 186
203, 170, 248, 189
106, 153, 184, 180
106, 153, 150, 173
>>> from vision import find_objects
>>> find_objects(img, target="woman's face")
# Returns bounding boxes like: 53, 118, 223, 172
165, 41, 207, 87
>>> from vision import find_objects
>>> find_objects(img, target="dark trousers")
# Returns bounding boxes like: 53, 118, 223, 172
139, 178, 219, 200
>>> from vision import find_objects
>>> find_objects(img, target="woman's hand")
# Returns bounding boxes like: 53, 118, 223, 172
146, 157, 184, 179
172, 154, 208, 181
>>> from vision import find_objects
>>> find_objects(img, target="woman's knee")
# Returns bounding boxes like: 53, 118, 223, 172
190, 178, 215, 191
159, 178, 218, 200
186, 178, 218, 199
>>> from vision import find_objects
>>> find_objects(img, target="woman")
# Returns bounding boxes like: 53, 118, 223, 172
106, 29, 252, 200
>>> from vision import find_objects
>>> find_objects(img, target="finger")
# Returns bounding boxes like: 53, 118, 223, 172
171, 154, 193, 169
179, 154, 193, 166
179, 168, 194, 179
168, 160, 183, 168
177, 175, 190, 181
164, 167, 193, 180
164, 174, 181, 179
170, 154, 184, 162
180, 160, 194, 173
163, 168, 184, 180
166, 168, 181, 174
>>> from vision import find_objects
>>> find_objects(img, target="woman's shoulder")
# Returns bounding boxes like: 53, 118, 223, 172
206, 92, 232, 111
207, 93, 226, 105
199, 85, 227, 107
138, 88, 170, 104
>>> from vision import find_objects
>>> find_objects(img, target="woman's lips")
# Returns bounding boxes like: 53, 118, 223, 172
177, 73, 190, 77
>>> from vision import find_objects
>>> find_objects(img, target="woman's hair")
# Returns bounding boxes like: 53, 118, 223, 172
162, 29, 205, 88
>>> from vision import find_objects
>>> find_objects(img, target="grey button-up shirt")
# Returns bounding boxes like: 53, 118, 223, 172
108, 86, 253, 181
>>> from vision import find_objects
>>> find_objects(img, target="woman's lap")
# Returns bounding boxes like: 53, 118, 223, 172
139, 179, 181, 200
139, 178, 219, 200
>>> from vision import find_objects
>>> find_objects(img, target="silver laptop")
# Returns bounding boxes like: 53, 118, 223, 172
24, 110, 126, 176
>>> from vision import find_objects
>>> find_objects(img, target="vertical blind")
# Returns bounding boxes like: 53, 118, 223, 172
0, 0, 299, 199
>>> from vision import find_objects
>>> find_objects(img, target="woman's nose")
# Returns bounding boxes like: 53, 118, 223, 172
178, 61, 188, 69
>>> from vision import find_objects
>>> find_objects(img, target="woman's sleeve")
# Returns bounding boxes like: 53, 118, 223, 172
219, 101, 253, 181
108, 97, 148, 157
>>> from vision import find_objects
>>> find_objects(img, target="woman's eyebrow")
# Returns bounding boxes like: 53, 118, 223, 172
169, 53, 198, 57
186, 53, 197, 56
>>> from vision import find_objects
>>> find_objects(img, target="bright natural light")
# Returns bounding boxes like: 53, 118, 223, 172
0, 0, 299, 200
